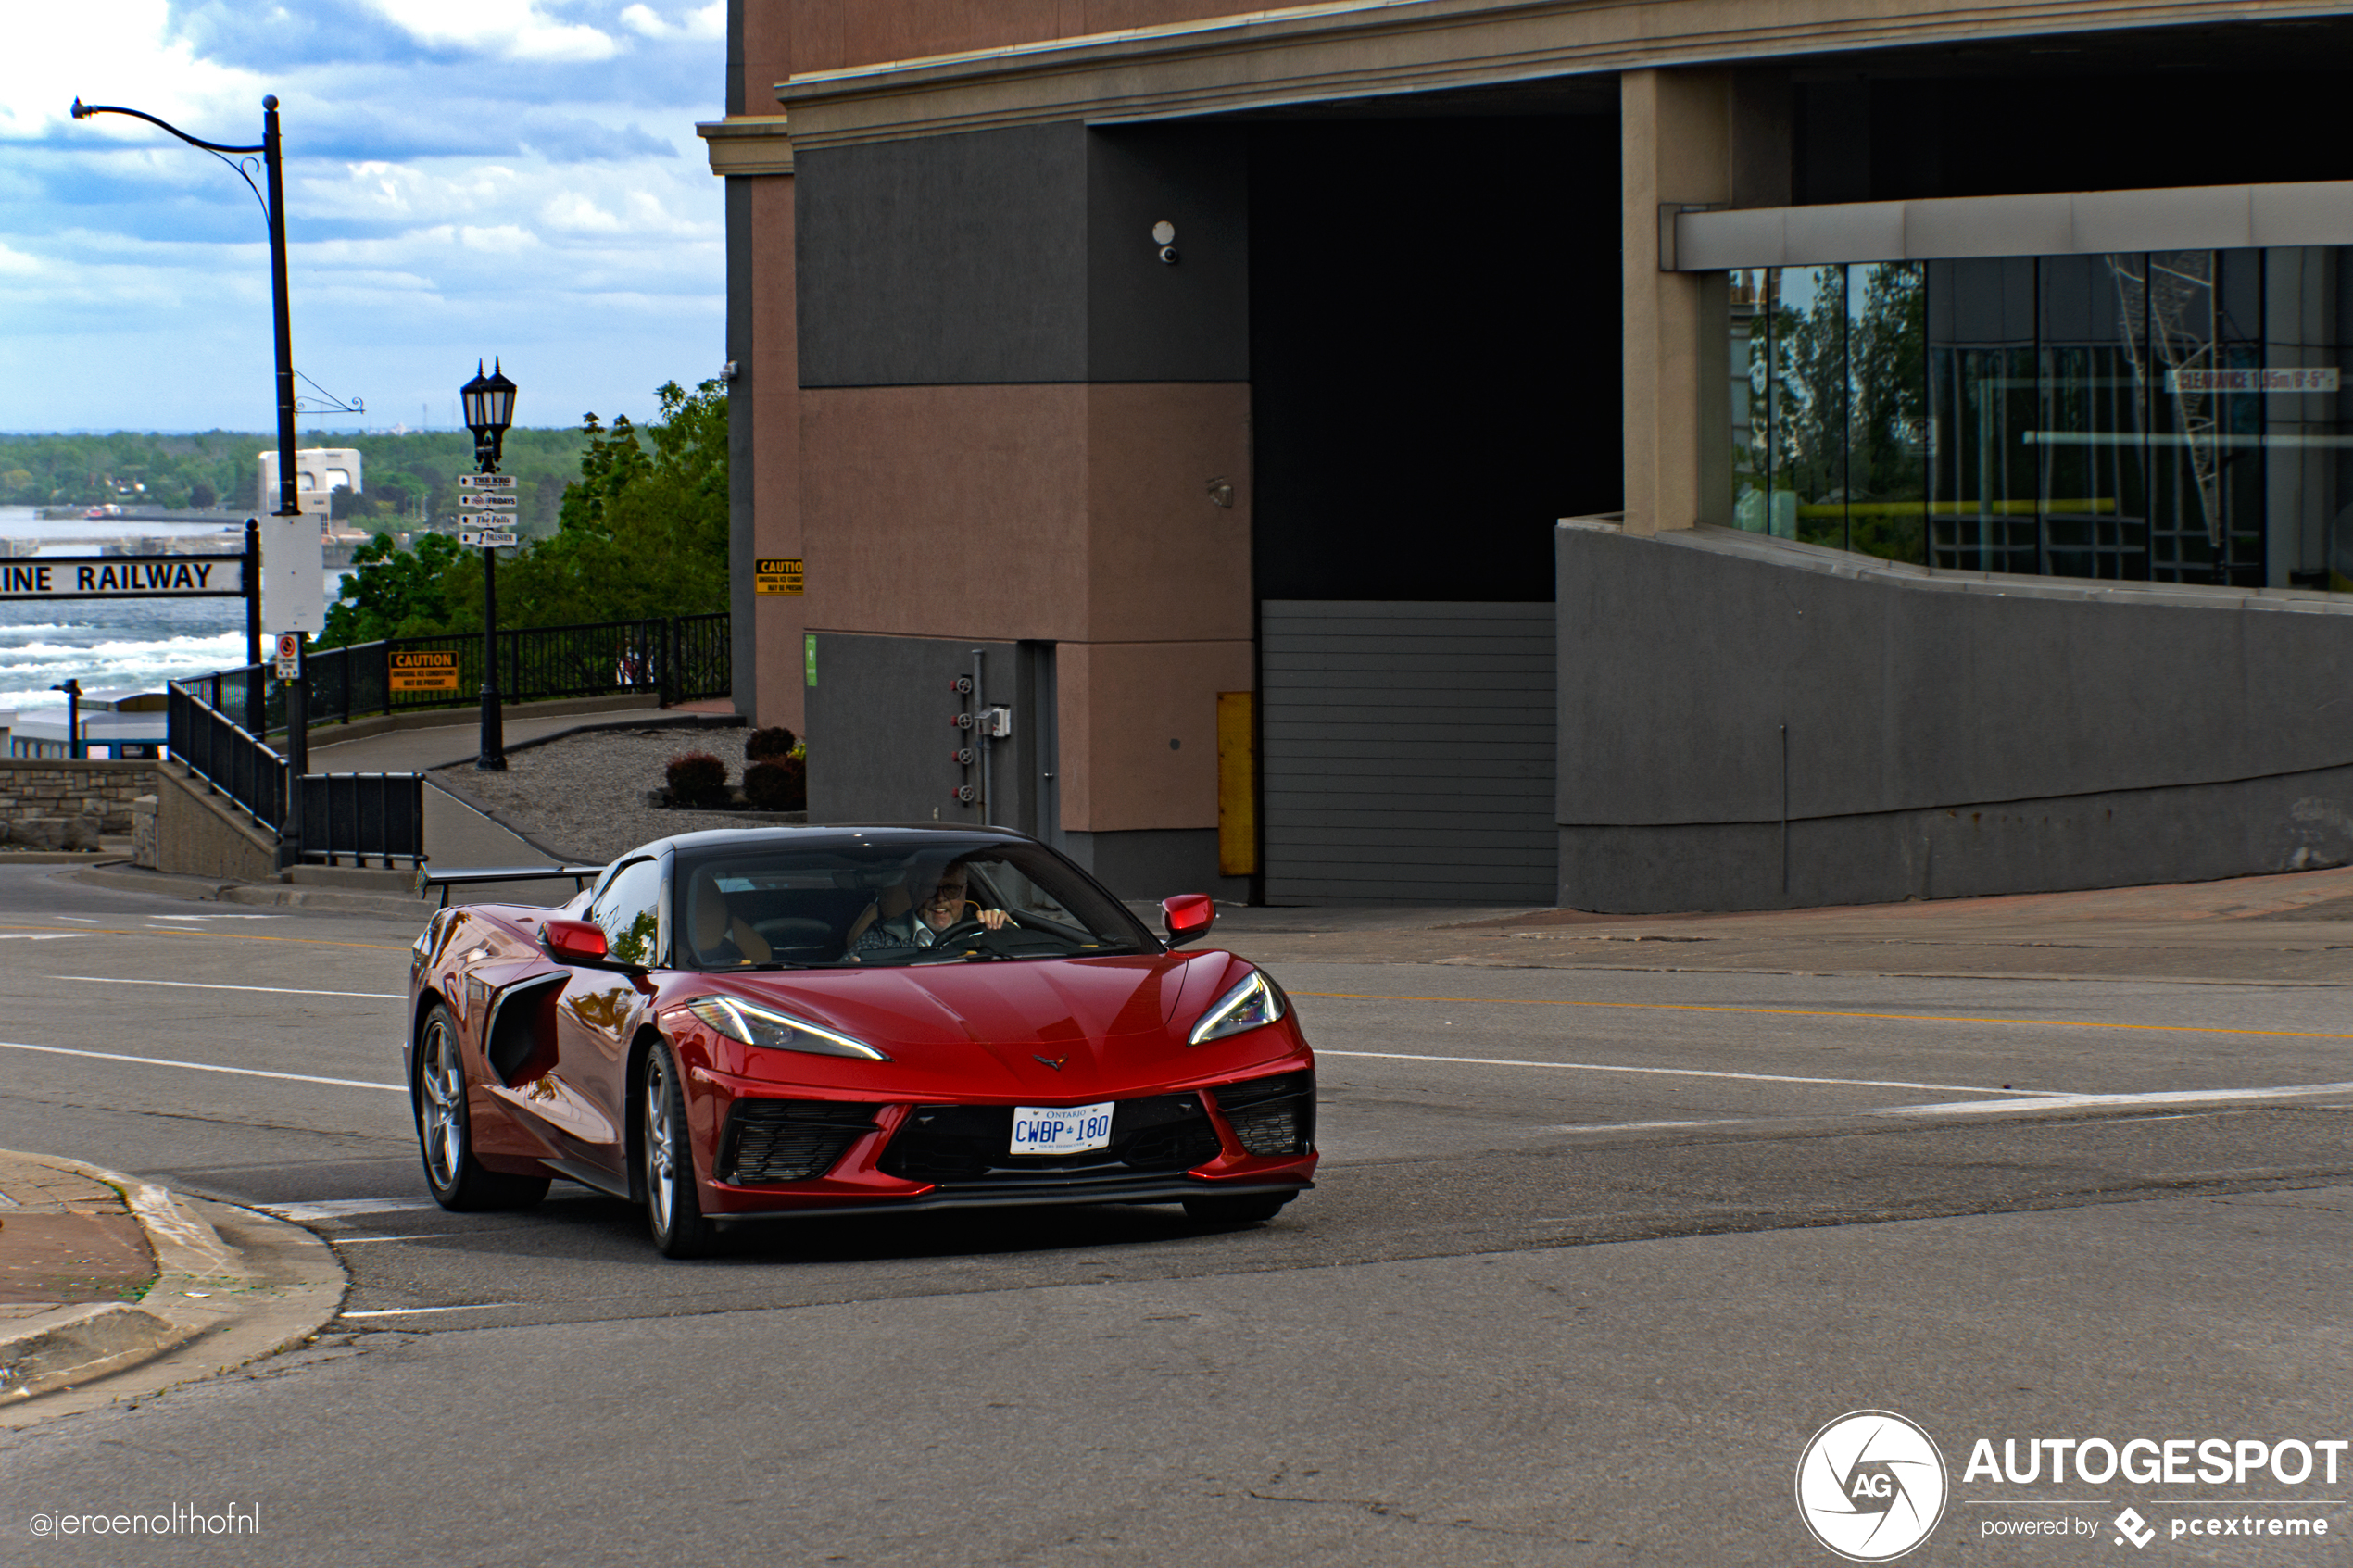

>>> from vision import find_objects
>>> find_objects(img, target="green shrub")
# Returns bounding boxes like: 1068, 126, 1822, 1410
746, 725, 799, 761
743, 755, 806, 812
665, 751, 728, 808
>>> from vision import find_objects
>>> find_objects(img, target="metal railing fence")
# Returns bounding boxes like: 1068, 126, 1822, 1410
296, 772, 424, 867
166, 684, 287, 834
298, 611, 731, 725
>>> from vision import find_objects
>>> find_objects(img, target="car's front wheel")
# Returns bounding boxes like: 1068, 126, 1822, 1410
1182, 1192, 1294, 1226
415, 1003, 548, 1211
641, 1039, 717, 1258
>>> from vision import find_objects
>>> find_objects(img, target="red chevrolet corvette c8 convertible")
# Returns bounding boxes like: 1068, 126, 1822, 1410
407, 825, 1316, 1256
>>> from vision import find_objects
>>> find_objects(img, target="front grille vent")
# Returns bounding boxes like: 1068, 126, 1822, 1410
880, 1095, 1220, 1185
1214, 1072, 1315, 1158
722, 1099, 880, 1185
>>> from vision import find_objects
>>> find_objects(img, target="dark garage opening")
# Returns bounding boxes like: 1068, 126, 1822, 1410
1247, 115, 1622, 603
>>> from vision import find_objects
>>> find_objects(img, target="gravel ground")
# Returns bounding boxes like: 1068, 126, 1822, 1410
432, 725, 798, 865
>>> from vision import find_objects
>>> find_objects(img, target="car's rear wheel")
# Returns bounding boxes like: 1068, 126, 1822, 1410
642, 1039, 717, 1259
416, 1003, 548, 1211
1182, 1192, 1294, 1226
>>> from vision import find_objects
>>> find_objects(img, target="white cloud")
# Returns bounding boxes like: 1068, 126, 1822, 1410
458, 223, 541, 253
543, 193, 623, 232
369, 0, 620, 62
621, 3, 722, 42
0, 0, 726, 432
0, 0, 263, 141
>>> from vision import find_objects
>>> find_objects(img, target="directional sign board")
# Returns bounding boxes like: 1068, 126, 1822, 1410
458, 473, 517, 489
0, 555, 246, 600
459, 529, 519, 547
461, 493, 518, 508
389, 649, 461, 693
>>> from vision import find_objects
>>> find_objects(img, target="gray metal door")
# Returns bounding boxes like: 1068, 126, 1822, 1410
1259, 600, 1556, 905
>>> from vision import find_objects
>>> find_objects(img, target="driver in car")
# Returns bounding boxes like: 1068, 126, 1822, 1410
848, 859, 1010, 954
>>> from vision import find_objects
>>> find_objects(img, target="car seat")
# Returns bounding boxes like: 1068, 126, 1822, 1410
691, 877, 773, 966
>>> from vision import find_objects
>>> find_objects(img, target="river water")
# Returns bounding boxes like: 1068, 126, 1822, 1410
0, 505, 349, 715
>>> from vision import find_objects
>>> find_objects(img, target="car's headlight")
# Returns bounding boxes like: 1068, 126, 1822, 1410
1187, 969, 1285, 1047
685, 997, 890, 1060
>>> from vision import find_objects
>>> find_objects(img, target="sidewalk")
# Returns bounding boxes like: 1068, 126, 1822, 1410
0, 1151, 343, 1427
306, 699, 742, 897
1202, 862, 2353, 984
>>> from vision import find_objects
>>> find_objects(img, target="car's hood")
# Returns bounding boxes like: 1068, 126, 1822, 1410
705, 951, 1249, 1095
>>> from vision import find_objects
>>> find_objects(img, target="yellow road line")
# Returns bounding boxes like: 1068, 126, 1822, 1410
0, 922, 408, 952
1294, 991, 2353, 1043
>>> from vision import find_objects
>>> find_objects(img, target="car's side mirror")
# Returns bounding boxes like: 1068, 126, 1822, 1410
1162, 894, 1215, 947
543, 918, 610, 964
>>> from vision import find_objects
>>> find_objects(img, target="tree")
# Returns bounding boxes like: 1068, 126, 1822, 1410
317, 531, 470, 646
445, 378, 730, 629
310, 378, 729, 646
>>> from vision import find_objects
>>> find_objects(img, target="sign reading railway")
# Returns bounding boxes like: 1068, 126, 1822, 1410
389, 649, 462, 692
0, 555, 247, 600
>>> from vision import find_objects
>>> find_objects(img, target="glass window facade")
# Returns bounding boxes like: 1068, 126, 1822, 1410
1727, 249, 2353, 588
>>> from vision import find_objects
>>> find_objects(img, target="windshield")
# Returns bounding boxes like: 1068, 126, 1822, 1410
673, 836, 1155, 971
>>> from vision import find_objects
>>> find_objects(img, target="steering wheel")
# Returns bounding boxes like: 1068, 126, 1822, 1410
928, 913, 1021, 949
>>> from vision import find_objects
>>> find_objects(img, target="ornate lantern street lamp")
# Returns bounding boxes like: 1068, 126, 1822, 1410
461, 358, 518, 770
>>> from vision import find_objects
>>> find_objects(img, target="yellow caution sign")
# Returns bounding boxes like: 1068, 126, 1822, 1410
756, 558, 804, 596
390, 649, 462, 693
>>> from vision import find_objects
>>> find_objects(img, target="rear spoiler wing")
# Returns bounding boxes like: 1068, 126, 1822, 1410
416, 864, 608, 909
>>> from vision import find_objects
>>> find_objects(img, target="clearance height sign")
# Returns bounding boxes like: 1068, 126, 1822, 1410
0, 556, 246, 599
389, 650, 461, 693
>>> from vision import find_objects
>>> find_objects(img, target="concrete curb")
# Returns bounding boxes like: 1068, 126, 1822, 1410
61, 862, 429, 918
0, 1154, 346, 1429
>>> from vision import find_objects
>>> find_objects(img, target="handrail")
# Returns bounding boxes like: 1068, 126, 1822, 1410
297, 611, 731, 725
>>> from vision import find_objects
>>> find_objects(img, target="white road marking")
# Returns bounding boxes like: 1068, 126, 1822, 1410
150, 914, 287, 920
328, 1233, 458, 1245
1315, 1047, 2053, 1097
1879, 1082, 2353, 1118
0, 1039, 405, 1092
0, 934, 87, 941
257, 1198, 435, 1222
339, 1304, 517, 1318
49, 975, 404, 1000
1546, 1120, 1742, 1134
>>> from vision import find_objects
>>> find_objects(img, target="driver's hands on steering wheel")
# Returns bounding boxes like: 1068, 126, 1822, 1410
972, 906, 1010, 932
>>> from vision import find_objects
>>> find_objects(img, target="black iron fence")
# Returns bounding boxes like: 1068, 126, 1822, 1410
167, 684, 426, 866
301, 612, 731, 726
167, 684, 287, 834
297, 772, 424, 867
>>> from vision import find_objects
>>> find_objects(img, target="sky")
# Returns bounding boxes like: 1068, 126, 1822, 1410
0, 0, 727, 434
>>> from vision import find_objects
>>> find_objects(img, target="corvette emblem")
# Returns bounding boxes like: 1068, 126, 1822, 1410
1034, 1054, 1067, 1072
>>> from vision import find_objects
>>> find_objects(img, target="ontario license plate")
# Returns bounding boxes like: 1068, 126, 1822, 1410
1010, 1101, 1114, 1155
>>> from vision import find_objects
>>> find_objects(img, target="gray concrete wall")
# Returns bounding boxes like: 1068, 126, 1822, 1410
1557, 521, 2353, 911
798, 124, 1090, 386
1062, 827, 1244, 905
152, 762, 279, 883
796, 122, 1248, 387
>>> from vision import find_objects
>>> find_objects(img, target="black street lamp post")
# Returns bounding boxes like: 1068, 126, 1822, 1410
71, 94, 308, 814
461, 359, 518, 771
51, 680, 82, 761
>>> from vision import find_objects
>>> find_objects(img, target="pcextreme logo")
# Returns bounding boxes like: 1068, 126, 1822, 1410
1796, 1410, 1951, 1562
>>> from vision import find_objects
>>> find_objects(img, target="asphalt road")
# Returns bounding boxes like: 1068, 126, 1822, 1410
1, 861, 2348, 1565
